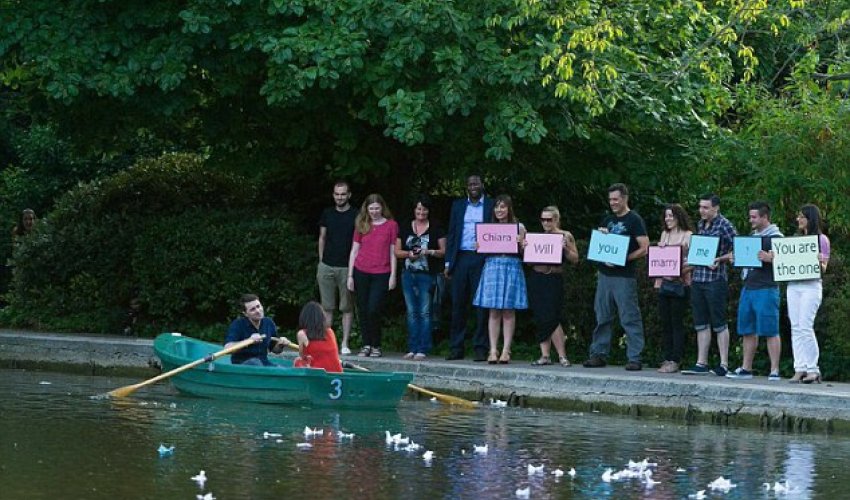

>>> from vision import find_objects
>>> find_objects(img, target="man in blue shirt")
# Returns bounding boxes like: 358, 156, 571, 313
225, 294, 291, 365
444, 174, 495, 361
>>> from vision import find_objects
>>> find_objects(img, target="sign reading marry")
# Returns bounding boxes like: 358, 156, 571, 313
523, 233, 564, 264
771, 235, 821, 282
476, 223, 519, 254
587, 230, 629, 266
733, 236, 763, 268
687, 235, 720, 267
647, 246, 682, 278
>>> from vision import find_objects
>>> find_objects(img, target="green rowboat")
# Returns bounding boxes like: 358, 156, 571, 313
153, 333, 413, 408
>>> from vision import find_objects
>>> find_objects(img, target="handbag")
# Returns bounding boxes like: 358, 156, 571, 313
658, 279, 686, 298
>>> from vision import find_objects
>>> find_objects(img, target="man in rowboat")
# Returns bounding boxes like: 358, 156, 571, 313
225, 294, 293, 366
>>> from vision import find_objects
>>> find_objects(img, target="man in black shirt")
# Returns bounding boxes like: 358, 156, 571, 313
317, 181, 357, 355
583, 183, 649, 371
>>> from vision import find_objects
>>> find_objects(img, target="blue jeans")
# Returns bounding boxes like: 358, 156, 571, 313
402, 270, 435, 354
590, 273, 645, 363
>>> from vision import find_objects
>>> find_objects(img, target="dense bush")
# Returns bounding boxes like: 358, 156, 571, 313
2, 153, 315, 335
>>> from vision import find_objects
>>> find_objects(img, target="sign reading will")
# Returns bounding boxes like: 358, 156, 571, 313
587, 230, 629, 267
771, 235, 821, 282
523, 233, 564, 264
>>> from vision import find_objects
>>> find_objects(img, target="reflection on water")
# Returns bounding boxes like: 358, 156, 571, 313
0, 369, 847, 499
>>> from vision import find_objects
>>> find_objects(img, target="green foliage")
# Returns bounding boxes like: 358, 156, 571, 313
4, 152, 314, 334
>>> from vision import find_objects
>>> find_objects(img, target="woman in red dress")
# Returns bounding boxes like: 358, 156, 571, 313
293, 301, 343, 373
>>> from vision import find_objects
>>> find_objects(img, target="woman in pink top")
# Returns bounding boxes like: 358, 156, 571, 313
655, 204, 693, 374
787, 204, 830, 384
347, 194, 398, 358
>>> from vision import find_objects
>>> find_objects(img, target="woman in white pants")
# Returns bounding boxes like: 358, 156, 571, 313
787, 204, 830, 384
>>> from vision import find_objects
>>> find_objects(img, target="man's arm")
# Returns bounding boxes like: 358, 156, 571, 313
628, 235, 650, 261
318, 226, 327, 262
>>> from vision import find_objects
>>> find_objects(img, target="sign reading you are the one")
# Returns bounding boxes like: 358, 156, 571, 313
587, 230, 629, 266
771, 235, 821, 282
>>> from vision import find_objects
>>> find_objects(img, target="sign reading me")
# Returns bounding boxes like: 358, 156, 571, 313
772, 235, 821, 282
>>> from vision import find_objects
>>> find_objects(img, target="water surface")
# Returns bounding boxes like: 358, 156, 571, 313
1, 369, 847, 499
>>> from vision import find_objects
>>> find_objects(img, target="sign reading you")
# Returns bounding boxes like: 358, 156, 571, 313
647, 245, 682, 278
587, 230, 629, 267
771, 235, 821, 282
476, 223, 519, 254
523, 233, 564, 264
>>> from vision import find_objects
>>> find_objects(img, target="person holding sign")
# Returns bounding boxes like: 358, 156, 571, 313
654, 204, 693, 374
347, 194, 399, 358
583, 183, 649, 371
394, 195, 446, 361
444, 174, 495, 361
726, 201, 784, 381
525, 206, 579, 367
682, 193, 737, 377
786, 204, 831, 384
473, 195, 528, 364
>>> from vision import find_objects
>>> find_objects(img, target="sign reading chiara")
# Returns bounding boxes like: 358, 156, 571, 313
475, 223, 520, 254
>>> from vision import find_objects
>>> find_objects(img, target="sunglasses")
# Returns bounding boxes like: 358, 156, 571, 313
540, 217, 553, 222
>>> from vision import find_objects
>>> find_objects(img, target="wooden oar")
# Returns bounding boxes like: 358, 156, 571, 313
342, 361, 477, 408
108, 337, 259, 398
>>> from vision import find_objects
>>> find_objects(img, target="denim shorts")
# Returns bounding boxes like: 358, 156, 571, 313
737, 287, 780, 337
690, 279, 728, 333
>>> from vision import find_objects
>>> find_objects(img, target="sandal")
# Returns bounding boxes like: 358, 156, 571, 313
487, 351, 498, 364
358, 346, 371, 357
531, 357, 552, 366
498, 351, 511, 364
559, 356, 571, 367
369, 347, 383, 358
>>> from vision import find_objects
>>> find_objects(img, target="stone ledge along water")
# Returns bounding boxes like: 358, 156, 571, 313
1, 329, 848, 433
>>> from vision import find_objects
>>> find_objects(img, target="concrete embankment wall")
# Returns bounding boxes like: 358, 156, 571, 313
2, 329, 848, 434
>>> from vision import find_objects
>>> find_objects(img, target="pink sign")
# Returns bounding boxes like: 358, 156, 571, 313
523, 233, 563, 264
647, 245, 682, 278
476, 223, 519, 254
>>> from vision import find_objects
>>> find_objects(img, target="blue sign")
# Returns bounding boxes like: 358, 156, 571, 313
587, 230, 630, 266
733, 236, 762, 268
687, 235, 720, 267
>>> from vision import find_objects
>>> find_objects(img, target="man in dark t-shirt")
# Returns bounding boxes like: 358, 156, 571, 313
317, 181, 357, 355
583, 183, 649, 371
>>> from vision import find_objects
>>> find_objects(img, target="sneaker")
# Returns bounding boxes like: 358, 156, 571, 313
340, 346, 352, 356
625, 361, 643, 371
658, 361, 679, 374
768, 371, 781, 382
414, 353, 427, 361
582, 356, 607, 368
357, 346, 371, 357
681, 363, 710, 375
710, 365, 729, 377
369, 347, 383, 358
725, 367, 753, 380
403, 352, 415, 360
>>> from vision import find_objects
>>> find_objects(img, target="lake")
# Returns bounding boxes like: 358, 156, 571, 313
1, 369, 848, 499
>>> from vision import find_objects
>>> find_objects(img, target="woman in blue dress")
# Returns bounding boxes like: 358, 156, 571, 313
473, 195, 528, 364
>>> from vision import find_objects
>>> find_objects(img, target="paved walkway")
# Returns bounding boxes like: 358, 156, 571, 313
1, 329, 848, 432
